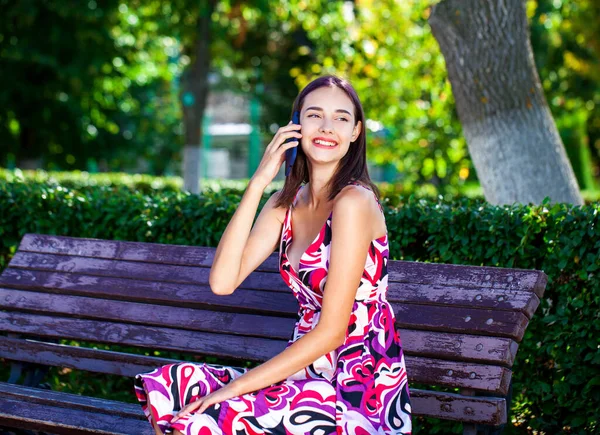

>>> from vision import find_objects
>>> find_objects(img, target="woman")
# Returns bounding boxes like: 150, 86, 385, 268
134, 75, 412, 434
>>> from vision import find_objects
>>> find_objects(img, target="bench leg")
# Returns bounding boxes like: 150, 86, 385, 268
460, 380, 513, 435
3, 363, 53, 435
22, 365, 50, 388
7, 362, 50, 388
475, 380, 513, 435
8, 362, 23, 384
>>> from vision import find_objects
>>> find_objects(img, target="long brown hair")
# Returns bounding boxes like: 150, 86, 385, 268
273, 74, 380, 209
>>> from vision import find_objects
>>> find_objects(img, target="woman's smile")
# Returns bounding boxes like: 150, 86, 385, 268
313, 137, 339, 149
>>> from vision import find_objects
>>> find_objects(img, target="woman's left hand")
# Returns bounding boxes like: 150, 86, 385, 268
171, 384, 240, 423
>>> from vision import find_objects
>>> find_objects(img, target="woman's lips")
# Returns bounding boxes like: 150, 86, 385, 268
312, 139, 338, 149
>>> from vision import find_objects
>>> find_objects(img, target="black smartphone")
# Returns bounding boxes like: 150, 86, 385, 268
284, 111, 300, 176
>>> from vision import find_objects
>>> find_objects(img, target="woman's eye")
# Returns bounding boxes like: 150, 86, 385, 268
307, 114, 348, 122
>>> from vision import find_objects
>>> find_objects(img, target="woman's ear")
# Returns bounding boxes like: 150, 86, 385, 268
352, 121, 362, 142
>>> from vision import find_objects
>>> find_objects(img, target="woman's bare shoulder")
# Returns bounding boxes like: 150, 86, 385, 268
332, 186, 375, 219
334, 184, 385, 238
335, 183, 373, 203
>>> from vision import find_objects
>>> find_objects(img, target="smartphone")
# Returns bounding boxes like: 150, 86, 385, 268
284, 111, 301, 176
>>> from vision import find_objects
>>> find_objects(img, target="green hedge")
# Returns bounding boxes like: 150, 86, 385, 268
0, 176, 598, 434
3, 167, 600, 204
0, 167, 253, 195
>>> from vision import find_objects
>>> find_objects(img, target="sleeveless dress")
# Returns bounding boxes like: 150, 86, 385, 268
133, 181, 412, 434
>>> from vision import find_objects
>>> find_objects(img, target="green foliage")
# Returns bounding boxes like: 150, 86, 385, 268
556, 107, 597, 191
295, 0, 600, 195
1, 0, 598, 193
387, 195, 599, 434
0, 167, 182, 194
0, 167, 266, 195
1, 173, 599, 433
0, 0, 183, 172
528, 0, 600, 188
290, 0, 472, 195
3, 167, 599, 206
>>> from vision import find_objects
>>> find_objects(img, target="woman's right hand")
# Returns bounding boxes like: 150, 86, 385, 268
250, 121, 302, 190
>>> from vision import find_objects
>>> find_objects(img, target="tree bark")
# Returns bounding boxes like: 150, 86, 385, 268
429, 0, 583, 206
181, 0, 216, 194
17, 125, 41, 169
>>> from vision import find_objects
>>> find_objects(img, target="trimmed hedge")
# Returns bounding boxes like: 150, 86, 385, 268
0, 167, 251, 195
3, 167, 600, 204
0, 176, 598, 434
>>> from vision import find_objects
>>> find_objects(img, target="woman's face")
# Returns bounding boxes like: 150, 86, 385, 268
299, 86, 362, 166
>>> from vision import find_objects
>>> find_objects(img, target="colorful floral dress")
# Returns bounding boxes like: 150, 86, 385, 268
133, 181, 412, 434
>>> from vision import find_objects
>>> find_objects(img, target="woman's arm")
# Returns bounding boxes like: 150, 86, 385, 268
209, 180, 283, 295
209, 120, 302, 296
172, 187, 377, 421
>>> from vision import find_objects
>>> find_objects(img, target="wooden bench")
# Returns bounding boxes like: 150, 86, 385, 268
0, 233, 547, 434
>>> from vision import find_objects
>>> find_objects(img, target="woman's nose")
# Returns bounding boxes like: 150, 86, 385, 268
319, 119, 334, 134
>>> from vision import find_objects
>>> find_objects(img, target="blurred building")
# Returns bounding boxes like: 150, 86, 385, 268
202, 89, 396, 182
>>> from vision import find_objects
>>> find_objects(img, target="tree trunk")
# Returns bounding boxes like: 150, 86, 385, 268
17, 125, 42, 169
181, 0, 216, 194
428, 0, 583, 206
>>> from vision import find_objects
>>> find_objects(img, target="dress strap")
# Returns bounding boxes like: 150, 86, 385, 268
292, 184, 304, 207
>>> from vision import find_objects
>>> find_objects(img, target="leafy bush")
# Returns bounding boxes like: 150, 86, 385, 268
386, 195, 599, 434
0, 172, 598, 434
3, 167, 598, 205
0, 167, 254, 195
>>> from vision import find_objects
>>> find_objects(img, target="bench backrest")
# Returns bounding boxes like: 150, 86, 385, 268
0, 234, 547, 426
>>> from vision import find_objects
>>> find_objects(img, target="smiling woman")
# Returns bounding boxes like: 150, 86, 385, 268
133, 75, 412, 435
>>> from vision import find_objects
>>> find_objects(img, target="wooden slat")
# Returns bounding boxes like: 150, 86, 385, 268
387, 282, 541, 318
16, 233, 547, 298
408, 356, 511, 394
410, 388, 507, 425
0, 269, 530, 339
0, 311, 288, 363
0, 381, 506, 427
0, 269, 299, 317
393, 303, 529, 341
0, 337, 178, 378
0, 265, 541, 318
7, 251, 222, 287
0, 288, 296, 340
0, 288, 519, 365
399, 330, 518, 366
0, 397, 152, 435
386, 261, 546, 298
0, 336, 510, 393
0, 382, 145, 419
0, 266, 539, 316
0, 261, 290, 294
17, 233, 219, 268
